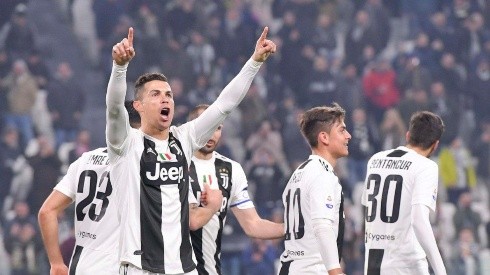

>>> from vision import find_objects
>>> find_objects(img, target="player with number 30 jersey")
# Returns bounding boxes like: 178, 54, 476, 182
362, 111, 447, 275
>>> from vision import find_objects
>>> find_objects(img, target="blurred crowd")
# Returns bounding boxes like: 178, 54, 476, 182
0, 0, 490, 274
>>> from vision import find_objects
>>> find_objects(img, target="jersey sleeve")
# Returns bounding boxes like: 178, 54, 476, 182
412, 161, 438, 211
309, 173, 341, 221
106, 62, 131, 159
54, 157, 82, 200
229, 162, 254, 210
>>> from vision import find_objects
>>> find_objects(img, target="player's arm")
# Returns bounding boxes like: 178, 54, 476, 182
106, 27, 135, 151
412, 204, 447, 275
309, 174, 344, 275
232, 207, 283, 239
189, 183, 223, 230
38, 190, 73, 275
189, 27, 276, 147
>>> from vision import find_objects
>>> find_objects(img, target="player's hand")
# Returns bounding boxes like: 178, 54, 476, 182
50, 263, 68, 275
112, 27, 136, 66
202, 183, 223, 212
252, 27, 277, 62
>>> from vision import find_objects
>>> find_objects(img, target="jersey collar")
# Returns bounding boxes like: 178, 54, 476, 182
309, 154, 334, 172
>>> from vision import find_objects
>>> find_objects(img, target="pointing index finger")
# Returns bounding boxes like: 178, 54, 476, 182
128, 27, 134, 47
259, 26, 268, 43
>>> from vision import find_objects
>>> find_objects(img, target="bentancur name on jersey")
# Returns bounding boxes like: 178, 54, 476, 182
369, 158, 413, 170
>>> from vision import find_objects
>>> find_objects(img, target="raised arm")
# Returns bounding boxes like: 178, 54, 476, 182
106, 28, 136, 150
191, 27, 277, 146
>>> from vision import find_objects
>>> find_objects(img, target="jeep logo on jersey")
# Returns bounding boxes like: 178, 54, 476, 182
146, 162, 184, 184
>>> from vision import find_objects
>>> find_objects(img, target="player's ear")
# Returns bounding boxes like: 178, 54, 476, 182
405, 131, 410, 143
133, 100, 143, 113
319, 131, 329, 145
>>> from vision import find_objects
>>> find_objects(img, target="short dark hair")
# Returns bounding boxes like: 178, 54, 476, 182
300, 103, 346, 148
187, 104, 210, 121
408, 111, 444, 149
124, 100, 141, 128
134, 73, 168, 100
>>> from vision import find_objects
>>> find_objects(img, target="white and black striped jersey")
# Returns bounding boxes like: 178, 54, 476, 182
109, 126, 199, 274
54, 147, 119, 274
280, 155, 344, 268
361, 146, 439, 274
189, 152, 253, 275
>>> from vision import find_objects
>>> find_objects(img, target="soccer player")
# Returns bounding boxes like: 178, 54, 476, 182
362, 111, 447, 275
107, 27, 276, 275
38, 101, 141, 275
278, 103, 351, 275
187, 104, 284, 275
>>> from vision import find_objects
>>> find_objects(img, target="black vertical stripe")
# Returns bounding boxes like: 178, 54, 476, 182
69, 245, 83, 275
337, 192, 345, 261
214, 216, 223, 275
171, 134, 195, 272
367, 249, 384, 275
190, 228, 208, 275
214, 158, 232, 275
140, 138, 165, 272
278, 260, 293, 275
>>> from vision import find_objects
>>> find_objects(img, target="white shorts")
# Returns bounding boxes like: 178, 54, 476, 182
119, 264, 198, 275
69, 245, 119, 275
278, 259, 327, 275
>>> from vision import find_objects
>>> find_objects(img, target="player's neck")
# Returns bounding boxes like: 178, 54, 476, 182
194, 150, 213, 160
406, 144, 431, 157
312, 149, 336, 167
140, 125, 169, 140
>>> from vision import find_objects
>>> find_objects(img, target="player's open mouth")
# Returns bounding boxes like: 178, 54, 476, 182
161, 108, 170, 117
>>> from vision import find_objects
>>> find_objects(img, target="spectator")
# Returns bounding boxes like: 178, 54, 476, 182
453, 192, 481, 243
398, 88, 430, 125
0, 126, 32, 217
241, 238, 278, 275
397, 55, 432, 93
468, 59, 490, 126
379, 108, 406, 151
450, 228, 481, 275
311, 13, 337, 57
362, 57, 400, 122
335, 63, 363, 115
305, 55, 337, 108
26, 49, 50, 89
247, 148, 285, 216
67, 129, 91, 165
246, 120, 289, 175
26, 135, 61, 212
0, 3, 36, 59
344, 10, 377, 69
47, 62, 84, 148
186, 30, 216, 77
439, 138, 477, 204
2, 59, 38, 150
470, 119, 490, 208
346, 108, 379, 197
429, 81, 460, 146
3, 201, 41, 275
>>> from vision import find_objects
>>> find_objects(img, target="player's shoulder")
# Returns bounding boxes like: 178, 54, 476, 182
298, 155, 335, 178
214, 152, 244, 169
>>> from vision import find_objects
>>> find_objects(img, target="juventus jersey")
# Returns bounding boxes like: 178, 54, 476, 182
109, 125, 199, 274
362, 146, 439, 273
189, 152, 254, 275
280, 155, 344, 268
54, 147, 119, 274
